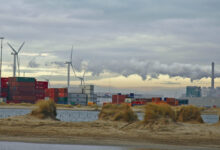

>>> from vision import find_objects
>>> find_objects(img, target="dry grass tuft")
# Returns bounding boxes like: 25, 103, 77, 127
99, 104, 138, 122
176, 105, 203, 123
144, 103, 176, 124
31, 100, 57, 120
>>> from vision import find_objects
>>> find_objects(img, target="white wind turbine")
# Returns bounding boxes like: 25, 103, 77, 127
65, 47, 75, 88
68, 48, 87, 87
7, 42, 25, 77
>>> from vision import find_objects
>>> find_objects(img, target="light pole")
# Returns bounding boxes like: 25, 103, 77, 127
0, 37, 4, 98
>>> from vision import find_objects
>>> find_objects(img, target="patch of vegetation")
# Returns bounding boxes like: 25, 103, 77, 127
99, 104, 138, 122
144, 103, 176, 124
31, 100, 57, 120
176, 105, 203, 123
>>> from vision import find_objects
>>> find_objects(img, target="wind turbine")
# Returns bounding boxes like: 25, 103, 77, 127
7, 42, 25, 77
77, 70, 86, 86
65, 46, 75, 88
68, 47, 87, 86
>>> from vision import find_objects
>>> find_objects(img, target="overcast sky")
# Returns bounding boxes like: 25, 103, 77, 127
0, 0, 220, 96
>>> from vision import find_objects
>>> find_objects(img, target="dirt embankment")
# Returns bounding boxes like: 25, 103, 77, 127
0, 114, 220, 147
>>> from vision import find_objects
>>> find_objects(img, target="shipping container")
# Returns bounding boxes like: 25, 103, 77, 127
8, 82, 35, 87
8, 77, 36, 82
68, 93, 87, 98
112, 95, 127, 104
35, 81, 48, 89
58, 88, 68, 93
68, 87, 83, 93
152, 97, 162, 103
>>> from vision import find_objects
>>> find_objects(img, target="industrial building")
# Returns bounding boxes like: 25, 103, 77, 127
186, 86, 202, 97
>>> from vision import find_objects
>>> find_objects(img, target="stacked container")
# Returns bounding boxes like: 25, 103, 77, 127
132, 98, 152, 106
1, 78, 8, 98
45, 88, 59, 102
57, 88, 68, 104
164, 97, 179, 106
112, 95, 127, 104
7, 77, 36, 103
177, 99, 189, 105
68, 93, 87, 105
152, 97, 162, 103
35, 81, 48, 100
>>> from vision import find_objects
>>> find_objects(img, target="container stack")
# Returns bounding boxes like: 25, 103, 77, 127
112, 94, 127, 104
82, 85, 97, 104
7, 77, 36, 103
1, 78, 8, 98
152, 97, 162, 103
68, 93, 87, 105
177, 99, 189, 105
57, 88, 68, 104
45, 88, 59, 102
164, 97, 179, 106
35, 81, 48, 101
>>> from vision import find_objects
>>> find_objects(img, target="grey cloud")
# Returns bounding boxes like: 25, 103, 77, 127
45, 61, 65, 68
1, 0, 220, 86
78, 59, 218, 81
28, 58, 40, 68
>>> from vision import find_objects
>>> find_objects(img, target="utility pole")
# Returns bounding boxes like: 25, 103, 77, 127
0, 37, 4, 98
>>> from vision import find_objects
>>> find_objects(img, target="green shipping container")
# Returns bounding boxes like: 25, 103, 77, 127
16, 77, 36, 82
58, 97, 68, 101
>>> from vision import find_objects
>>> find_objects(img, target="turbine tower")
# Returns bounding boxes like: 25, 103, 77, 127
77, 70, 86, 86
65, 47, 74, 88
7, 42, 25, 77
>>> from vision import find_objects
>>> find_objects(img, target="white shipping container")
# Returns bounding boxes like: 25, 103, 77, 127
68, 87, 83, 93
68, 93, 87, 98
83, 89, 94, 94
68, 97, 87, 102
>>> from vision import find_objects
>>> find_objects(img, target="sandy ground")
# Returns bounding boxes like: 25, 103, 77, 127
0, 114, 220, 150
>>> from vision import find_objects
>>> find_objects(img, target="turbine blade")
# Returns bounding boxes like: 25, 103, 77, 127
17, 42, 25, 53
83, 70, 86, 79
71, 63, 77, 78
70, 46, 73, 62
7, 43, 17, 53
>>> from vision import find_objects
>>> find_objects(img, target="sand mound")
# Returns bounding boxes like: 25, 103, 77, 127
31, 100, 57, 120
176, 105, 203, 123
98, 104, 138, 122
144, 103, 176, 124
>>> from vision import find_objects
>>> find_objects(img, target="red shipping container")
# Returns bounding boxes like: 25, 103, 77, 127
35, 81, 48, 89
8, 82, 35, 87
112, 95, 126, 104
1, 78, 8, 82
9, 86, 35, 91
1, 82, 8, 88
58, 88, 68, 93
166, 98, 176, 102
58, 92, 67, 97
11, 96, 36, 101
152, 97, 162, 103
1, 92, 7, 97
